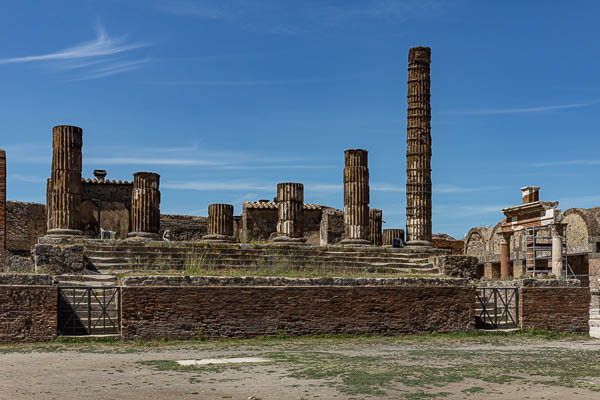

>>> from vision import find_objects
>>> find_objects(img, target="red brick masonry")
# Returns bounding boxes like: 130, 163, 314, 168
0, 285, 57, 342
121, 286, 476, 340
519, 287, 590, 333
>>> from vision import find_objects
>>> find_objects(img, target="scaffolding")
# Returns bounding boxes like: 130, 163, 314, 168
525, 226, 574, 278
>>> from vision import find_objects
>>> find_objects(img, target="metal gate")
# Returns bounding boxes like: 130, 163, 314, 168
58, 286, 120, 335
475, 287, 519, 330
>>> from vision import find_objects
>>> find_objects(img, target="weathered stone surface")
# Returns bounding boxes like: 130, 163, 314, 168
121, 285, 475, 339
204, 204, 235, 242
0, 285, 57, 342
320, 208, 344, 245
477, 278, 581, 287
274, 183, 305, 243
432, 255, 479, 279
129, 172, 160, 238
0, 149, 5, 266
4, 253, 35, 272
432, 234, 464, 255
519, 287, 589, 333
6, 201, 46, 252
160, 214, 207, 241
47, 125, 83, 235
34, 243, 84, 275
383, 229, 405, 246
121, 275, 469, 287
406, 46, 432, 246
342, 149, 370, 245
0, 273, 52, 286
99, 201, 130, 238
369, 209, 382, 246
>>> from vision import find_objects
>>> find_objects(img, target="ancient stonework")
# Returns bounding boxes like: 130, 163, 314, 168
203, 203, 235, 242
342, 149, 370, 246
0, 150, 6, 266
47, 125, 83, 235
383, 229, 405, 246
406, 47, 432, 246
432, 255, 480, 279
129, 172, 160, 239
369, 208, 382, 246
274, 183, 305, 244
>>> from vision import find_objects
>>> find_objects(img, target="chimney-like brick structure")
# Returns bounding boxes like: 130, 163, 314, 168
521, 186, 540, 204
47, 125, 83, 235
0, 150, 6, 261
406, 46, 432, 247
273, 183, 306, 243
383, 228, 405, 247
342, 149, 371, 246
129, 172, 161, 239
204, 203, 235, 243
369, 208, 383, 246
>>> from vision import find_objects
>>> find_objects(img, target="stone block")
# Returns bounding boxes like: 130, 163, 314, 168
484, 262, 500, 279
433, 255, 479, 279
34, 242, 84, 275
513, 260, 527, 278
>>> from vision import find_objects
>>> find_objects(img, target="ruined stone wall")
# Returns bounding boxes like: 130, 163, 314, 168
121, 285, 475, 339
6, 201, 46, 252
160, 214, 208, 241
80, 180, 133, 239
519, 287, 590, 333
464, 229, 486, 259
0, 284, 57, 342
563, 210, 593, 254
320, 208, 344, 245
432, 238, 464, 255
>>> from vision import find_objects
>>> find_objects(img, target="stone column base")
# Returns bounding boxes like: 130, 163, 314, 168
405, 240, 432, 247
340, 238, 371, 247
203, 234, 235, 243
46, 228, 83, 236
273, 236, 307, 246
127, 232, 161, 240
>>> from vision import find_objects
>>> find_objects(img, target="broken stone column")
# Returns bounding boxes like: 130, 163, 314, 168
0, 150, 6, 265
203, 203, 235, 243
406, 46, 432, 247
273, 183, 306, 244
128, 172, 161, 239
551, 223, 565, 277
342, 149, 370, 246
369, 208, 382, 246
47, 125, 83, 235
383, 229, 405, 247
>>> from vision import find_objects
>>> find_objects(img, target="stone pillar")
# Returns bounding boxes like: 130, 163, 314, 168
0, 150, 6, 265
341, 149, 370, 246
383, 229, 405, 247
273, 183, 306, 244
499, 232, 511, 278
406, 46, 432, 247
369, 208, 382, 246
551, 224, 565, 277
47, 125, 83, 235
128, 172, 161, 239
203, 204, 235, 243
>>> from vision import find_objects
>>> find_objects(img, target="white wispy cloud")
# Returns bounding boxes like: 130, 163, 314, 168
0, 26, 150, 79
445, 102, 593, 116
149, 75, 358, 86
7, 174, 46, 184
85, 157, 224, 167
434, 184, 503, 194
533, 159, 600, 167
163, 181, 273, 191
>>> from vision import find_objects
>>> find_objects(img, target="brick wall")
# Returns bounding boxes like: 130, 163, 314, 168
81, 180, 132, 205
6, 201, 47, 252
0, 285, 57, 342
121, 285, 475, 340
519, 287, 590, 333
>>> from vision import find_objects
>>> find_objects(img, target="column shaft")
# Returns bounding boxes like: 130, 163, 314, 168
274, 183, 305, 243
342, 149, 370, 245
0, 150, 6, 259
129, 172, 161, 239
551, 224, 564, 277
406, 46, 432, 246
47, 125, 83, 235
204, 203, 235, 242
500, 233, 511, 278
369, 208, 382, 246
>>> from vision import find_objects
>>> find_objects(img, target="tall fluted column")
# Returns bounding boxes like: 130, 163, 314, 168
341, 149, 370, 246
406, 46, 432, 246
47, 125, 83, 235
273, 183, 306, 244
369, 208, 382, 246
0, 150, 6, 261
499, 232, 511, 279
128, 172, 161, 239
203, 203, 235, 243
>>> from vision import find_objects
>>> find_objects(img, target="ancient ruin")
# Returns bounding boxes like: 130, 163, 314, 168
128, 172, 161, 239
0, 149, 6, 266
406, 46, 433, 247
203, 203, 235, 243
341, 149, 371, 246
273, 183, 306, 244
383, 228, 405, 247
369, 208, 383, 246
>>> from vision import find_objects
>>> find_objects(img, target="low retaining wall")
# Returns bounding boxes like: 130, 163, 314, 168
121, 282, 475, 340
0, 280, 57, 342
519, 287, 590, 333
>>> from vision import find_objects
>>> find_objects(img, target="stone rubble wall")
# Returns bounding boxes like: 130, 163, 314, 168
432, 238, 464, 255
160, 214, 207, 241
6, 201, 46, 252
519, 287, 590, 333
0, 284, 57, 342
432, 255, 480, 279
121, 285, 475, 340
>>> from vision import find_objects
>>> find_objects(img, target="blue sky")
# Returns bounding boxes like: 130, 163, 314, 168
1, 1, 599, 238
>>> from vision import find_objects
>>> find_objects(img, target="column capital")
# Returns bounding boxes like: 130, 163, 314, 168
550, 223, 566, 238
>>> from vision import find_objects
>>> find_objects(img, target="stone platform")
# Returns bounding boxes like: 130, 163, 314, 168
81, 239, 446, 275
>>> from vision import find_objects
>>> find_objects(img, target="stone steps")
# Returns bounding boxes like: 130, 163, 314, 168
56, 274, 118, 287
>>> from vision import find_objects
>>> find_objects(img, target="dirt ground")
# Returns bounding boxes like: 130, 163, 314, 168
1, 332, 599, 399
